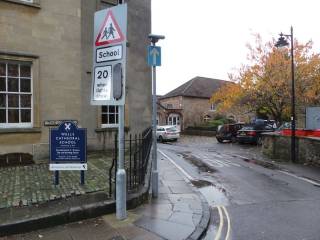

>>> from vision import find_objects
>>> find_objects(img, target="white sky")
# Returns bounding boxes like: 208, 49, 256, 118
152, 0, 320, 95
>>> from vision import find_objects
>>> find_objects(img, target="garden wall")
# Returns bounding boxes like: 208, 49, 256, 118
262, 132, 320, 166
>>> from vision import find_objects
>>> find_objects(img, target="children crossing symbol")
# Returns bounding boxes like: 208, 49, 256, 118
95, 10, 124, 46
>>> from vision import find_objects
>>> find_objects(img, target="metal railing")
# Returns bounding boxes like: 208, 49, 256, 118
109, 127, 152, 197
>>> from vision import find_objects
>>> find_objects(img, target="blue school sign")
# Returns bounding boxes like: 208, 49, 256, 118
50, 121, 87, 163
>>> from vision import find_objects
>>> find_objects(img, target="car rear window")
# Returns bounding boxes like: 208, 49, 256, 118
241, 126, 254, 130
166, 127, 177, 132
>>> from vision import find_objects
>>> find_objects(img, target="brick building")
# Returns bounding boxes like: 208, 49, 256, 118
0, 0, 151, 161
157, 76, 233, 130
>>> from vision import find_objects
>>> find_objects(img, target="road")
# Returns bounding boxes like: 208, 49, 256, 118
158, 136, 320, 240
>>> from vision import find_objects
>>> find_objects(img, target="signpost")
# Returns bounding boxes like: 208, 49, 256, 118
91, 3, 127, 220
148, 34, 165, 198
49, 121, 87, 185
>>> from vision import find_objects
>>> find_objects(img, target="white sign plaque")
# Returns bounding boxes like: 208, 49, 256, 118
50, 163, 88, 171
96, 45, 122, 63
93, 65, 112, 101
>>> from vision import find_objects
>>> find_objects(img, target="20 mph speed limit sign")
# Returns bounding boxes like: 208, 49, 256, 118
93, 66, 112, 101
91, 4, 127, 106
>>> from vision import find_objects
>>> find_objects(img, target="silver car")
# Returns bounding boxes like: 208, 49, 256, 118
156, 125, 180, 142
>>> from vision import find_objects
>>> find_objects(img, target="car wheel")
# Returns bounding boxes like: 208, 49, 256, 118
216, 138, 223, 143
257, 136, 263, 146
231, 136, 237, 143
159, 136, 163, 143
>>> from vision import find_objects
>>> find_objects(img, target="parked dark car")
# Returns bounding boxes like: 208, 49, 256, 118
216, 123, 244, 143
236, 124, 274, 145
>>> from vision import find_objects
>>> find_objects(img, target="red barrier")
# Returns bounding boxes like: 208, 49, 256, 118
281, 129, 320, 137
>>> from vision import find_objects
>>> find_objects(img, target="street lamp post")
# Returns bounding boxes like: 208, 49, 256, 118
275, 26, 296, 163
148, 34, 165, 198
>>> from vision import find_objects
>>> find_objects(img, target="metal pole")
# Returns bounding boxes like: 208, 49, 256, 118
54, 170, 59, 185
151, 42, 158, 198
290, 26, 296, 163
116, 105, 127, 219
80, 170, 85, 185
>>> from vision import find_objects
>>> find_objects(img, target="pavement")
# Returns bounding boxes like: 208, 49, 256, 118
0, 150, 210, 239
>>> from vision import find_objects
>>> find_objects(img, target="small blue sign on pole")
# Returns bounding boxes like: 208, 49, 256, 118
147, 46, 161, 66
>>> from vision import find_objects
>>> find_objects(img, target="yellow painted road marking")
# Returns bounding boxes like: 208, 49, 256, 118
214, 205, 231, 240
214, 206, 224, 240
222, 206, 231, 240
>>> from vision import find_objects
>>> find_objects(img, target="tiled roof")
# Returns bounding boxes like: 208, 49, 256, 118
161, 76, 230, 99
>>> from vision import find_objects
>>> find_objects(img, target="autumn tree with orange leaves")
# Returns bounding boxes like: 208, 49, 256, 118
211, 34, 320, 123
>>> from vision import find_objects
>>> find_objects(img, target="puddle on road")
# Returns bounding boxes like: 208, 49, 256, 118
179, 152, 216, 173
191, 179, 230, 240
190, 179, 212, 188
199, 185, 229, 206
242, 158, 278, 170
191, 179, 229, 206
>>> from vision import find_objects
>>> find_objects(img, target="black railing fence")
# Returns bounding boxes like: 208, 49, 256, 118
109, 127, 152, 197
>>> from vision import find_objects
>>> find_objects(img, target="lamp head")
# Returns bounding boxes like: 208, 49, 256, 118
148, 34, 165, 44
275, 33, 289, 48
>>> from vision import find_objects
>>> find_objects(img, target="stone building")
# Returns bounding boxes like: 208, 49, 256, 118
157, 76, 232, 130
0, 0, 151, 161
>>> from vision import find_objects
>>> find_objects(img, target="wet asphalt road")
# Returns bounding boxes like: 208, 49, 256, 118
158, 136, 320, 240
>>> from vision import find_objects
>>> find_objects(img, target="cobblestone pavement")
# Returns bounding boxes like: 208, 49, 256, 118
0, 152, 112, 209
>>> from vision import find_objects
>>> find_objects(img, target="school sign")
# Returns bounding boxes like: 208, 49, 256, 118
91, 4, 127, 106
50, 121, 87, 171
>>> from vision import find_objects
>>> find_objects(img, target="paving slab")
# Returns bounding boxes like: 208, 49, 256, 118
168, 211, 195, 226
134, 216, 192, 240
129, 153, 210, 240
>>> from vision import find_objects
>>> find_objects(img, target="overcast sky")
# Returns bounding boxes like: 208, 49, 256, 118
151, 0, 320, 95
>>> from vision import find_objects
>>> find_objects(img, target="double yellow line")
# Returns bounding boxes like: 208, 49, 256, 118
215, 205, 231, 240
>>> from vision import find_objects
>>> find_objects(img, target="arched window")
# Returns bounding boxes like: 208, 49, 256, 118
203, 115, 211, 122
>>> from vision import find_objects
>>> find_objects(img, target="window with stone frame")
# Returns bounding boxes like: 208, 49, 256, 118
0, 61, 33, 128
101, 105, 118, 128
204, 115, 211, 122
166, 103, 173, 109
210, 103, 216, 111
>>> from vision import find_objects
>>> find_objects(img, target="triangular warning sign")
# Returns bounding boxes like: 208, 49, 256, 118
95, 10, 124, 47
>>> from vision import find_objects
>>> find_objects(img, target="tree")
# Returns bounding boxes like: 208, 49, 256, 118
210, 34, 320, 123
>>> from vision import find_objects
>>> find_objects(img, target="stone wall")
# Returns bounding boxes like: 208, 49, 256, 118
159, 96, 182, 109
262, 132, 320, 166
0, 0, 82, 157
0, 0, 152, 160
126, 0, 152, 134
182, 97, 211, 128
